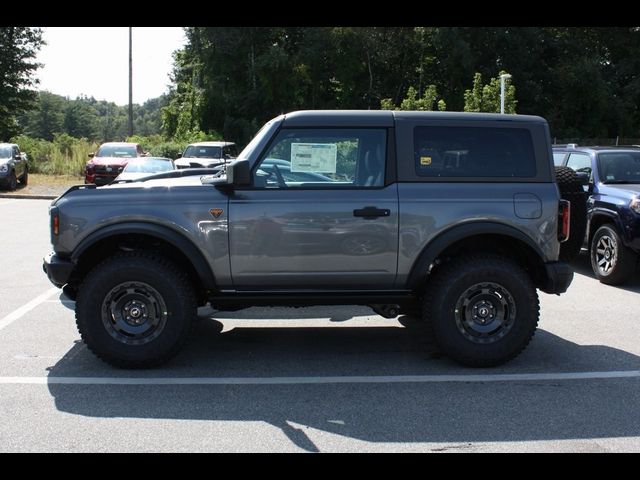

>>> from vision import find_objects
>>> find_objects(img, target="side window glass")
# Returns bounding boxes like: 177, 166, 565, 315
414, 126, 536, 178
553, 152, 567, 166
253, 128, 386, 189
566, 153, 592, 174
224, 145, 238, 158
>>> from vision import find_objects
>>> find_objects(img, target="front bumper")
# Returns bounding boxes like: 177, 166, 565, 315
42, 253, 74, 288
541, 261, 574, 294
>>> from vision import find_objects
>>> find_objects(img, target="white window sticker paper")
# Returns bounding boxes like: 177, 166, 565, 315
291, 143, 337, 173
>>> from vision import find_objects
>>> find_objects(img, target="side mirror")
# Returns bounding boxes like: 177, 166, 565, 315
575, 171, 590, 186
14, 154, 21, 160
88, 152, 95, 158
224, 160, 251, 187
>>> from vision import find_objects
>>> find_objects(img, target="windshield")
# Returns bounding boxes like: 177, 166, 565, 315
183, 146, 222, 158
0, 146, 12, 159
237, 116, 283, 162
598, 152, 640, 184
96, 145, 138, 158
123, 158, 174, 173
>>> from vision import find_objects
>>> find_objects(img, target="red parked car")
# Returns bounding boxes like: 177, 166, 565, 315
85, 142, 147, 185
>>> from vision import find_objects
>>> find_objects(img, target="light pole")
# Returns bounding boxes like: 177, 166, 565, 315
500, 73, 512, 114
128, 27, 133, 136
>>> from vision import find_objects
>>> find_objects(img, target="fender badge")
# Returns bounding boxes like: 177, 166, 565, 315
210, 208, 224, 218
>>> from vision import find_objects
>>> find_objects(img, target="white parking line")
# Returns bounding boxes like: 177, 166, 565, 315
0, 370, 639, 386
0, 288, 60, 331
0, 200, 17, 206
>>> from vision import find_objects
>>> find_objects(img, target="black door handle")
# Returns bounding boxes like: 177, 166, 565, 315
353, 207, 391, 218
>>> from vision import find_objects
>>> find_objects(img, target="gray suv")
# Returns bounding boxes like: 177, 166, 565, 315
0, 143, 28, 190
43, 111, 574, 368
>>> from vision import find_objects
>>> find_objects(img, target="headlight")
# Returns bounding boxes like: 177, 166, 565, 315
630, 197, 640, 215
0, 164, 8, 173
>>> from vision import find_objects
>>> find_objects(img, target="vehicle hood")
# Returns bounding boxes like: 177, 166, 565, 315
89, 157, 131, 166
175, 157, 224, 167
598, 183, 640, 199
113, 172, 163, 182
0, 158, 12, 165
104, 174, 212, 189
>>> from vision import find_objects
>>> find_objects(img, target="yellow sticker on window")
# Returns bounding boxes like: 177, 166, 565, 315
420, 156, 432, 166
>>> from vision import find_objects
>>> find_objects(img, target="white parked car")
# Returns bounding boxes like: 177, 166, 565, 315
174, 141, 237, 169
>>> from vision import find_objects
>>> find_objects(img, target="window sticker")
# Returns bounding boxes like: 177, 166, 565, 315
420, 156, 432, 166
291, 143, 337, 173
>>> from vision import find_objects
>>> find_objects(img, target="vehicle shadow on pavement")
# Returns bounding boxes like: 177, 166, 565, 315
46, 319, 640, 451
571, 250, 640, 293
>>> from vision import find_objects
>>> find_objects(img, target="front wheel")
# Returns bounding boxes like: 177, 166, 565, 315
75, 252, 197, 368
424, 255, 539, 367
20, 167, 28, 186
590, 225, 637, 285
7, 172, 17, 191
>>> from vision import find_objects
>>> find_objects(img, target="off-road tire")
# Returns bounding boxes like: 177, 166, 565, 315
424, 255, 539, 367
75, 252, 197, 368
590, 224, 637, 285
20, 167, 28, 186
555, 166, 587, 262
7, 172, 17, 191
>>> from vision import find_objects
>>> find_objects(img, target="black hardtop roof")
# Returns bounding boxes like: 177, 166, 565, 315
282, 110, 546, 127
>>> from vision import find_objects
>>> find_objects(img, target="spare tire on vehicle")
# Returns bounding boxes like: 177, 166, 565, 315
555, 166, 587, 262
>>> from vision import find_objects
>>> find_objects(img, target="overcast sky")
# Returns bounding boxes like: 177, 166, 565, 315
35, 27, 187, 105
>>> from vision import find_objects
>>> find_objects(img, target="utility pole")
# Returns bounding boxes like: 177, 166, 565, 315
128, 27, 133, 137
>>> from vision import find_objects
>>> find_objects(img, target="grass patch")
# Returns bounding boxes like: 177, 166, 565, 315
29, 173, 83, 186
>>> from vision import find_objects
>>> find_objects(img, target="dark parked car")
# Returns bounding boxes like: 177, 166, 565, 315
85, 142, 147, 186
553, 145, 640, 284
0, 143, 28, 190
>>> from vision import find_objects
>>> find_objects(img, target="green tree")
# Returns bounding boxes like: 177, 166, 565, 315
0, 27, 43, 138
63, 97, 100, 139
464, 71, 516, 114
382, 85, 446, 111
20, 91, 65, 140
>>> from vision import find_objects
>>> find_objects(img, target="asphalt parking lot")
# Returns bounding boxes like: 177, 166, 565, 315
1, 197, 640, 452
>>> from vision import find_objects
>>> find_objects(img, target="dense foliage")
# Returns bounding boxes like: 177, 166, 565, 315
164, 27, 640, 145
0, 27, 44, 139
17, 92, 169, 142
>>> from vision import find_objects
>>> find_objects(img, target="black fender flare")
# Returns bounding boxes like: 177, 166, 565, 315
406, 221, 547, 290
71, 222, 217, 290
587, 207, 622, 241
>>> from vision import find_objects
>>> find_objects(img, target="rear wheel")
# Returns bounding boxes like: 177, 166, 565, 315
424, 255, 539, 367
75, 252, 197, 368
555, 166, 587, 262
590, 224, 637, 285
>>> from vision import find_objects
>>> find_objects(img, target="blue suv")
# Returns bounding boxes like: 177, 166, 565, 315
553, 145, 640, 284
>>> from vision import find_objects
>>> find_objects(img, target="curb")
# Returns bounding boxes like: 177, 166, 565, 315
0, 193, 57, 200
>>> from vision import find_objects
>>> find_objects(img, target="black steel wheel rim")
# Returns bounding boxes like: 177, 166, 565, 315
101, 281, 168, 345
454, 282, 516, 344
595, 234, 617, 275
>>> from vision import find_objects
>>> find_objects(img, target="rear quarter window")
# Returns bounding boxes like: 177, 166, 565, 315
414, 126, 536, 179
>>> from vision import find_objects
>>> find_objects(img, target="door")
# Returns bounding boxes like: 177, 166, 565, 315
228, 127, 398, 290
